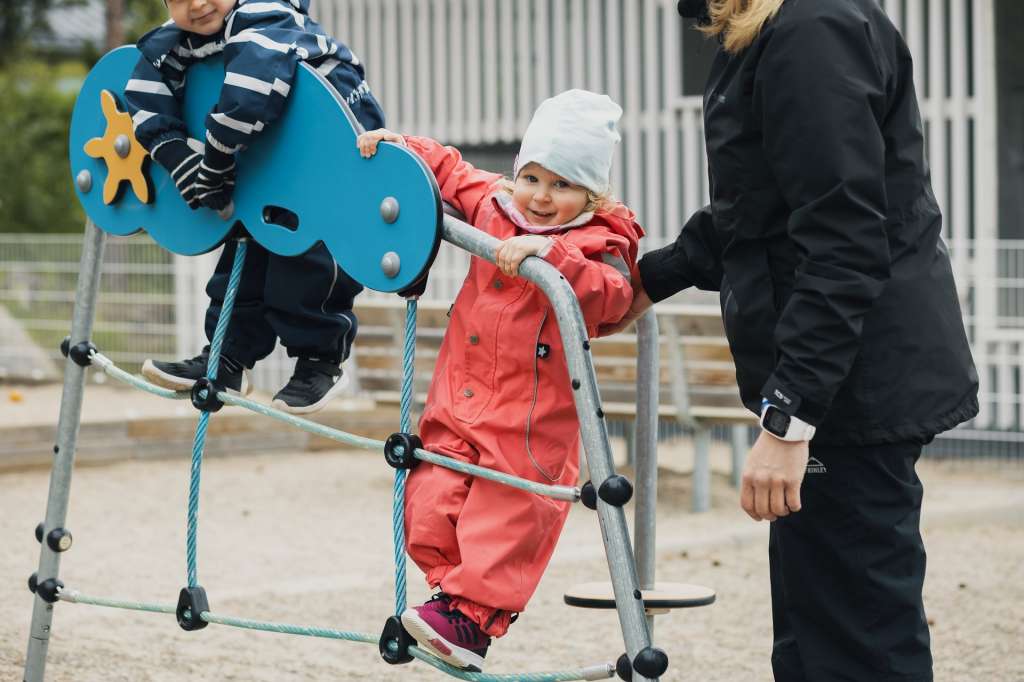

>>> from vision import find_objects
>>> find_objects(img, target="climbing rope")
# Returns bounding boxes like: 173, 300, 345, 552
186, 238, 248, 588
391, 298, 417, 615
60, 255, 612, 680
89, 355, 580, 501
56, 590, 614, 681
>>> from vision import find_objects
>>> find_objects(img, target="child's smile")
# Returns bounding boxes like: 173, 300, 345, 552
512, 162, 589, 227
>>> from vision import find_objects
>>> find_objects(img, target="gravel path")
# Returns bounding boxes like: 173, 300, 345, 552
2, 449, 1022, 681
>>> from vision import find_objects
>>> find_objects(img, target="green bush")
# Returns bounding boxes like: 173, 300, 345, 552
0, 60, 86, 233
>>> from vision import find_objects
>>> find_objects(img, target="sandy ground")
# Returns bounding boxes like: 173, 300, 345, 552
2, 446, 1023, 682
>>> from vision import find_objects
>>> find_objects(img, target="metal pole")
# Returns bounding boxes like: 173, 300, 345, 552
441, 215, 655, 680
692, 427, 711, 513
730, 424, 748, 489
24, 220, 107, 682
634, 310, 659, 635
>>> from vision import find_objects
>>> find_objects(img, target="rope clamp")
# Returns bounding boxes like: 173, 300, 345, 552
190, 377, 225, 413
176, 586, 210, 631
60, 336, 97, 367
378, 615, 415, 665
615, 647, 670, 680
599, 475, 634, 507
35, 577, 64, 604
384, 433, 422, 470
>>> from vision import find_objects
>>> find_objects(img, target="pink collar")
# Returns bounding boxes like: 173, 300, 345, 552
494, 193, 594, 235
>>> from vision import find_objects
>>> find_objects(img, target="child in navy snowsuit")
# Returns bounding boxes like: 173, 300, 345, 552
125, 0, 384, 413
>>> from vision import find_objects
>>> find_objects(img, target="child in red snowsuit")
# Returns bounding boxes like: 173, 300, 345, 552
357, 89, 642, 671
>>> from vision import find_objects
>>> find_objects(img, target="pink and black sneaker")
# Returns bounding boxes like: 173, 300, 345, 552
401, 593, 491, 670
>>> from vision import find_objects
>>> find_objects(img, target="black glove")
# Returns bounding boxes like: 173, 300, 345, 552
196, 141, 236, 211
397, 272, 428, 299
151, 137, 202, 210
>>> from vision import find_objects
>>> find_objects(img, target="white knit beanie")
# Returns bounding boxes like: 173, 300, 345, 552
513, 89, 622, 196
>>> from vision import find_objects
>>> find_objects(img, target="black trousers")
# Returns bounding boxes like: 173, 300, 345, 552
201, 64, 385, 368
205, 240, 361, 367
770, 441, 933, 682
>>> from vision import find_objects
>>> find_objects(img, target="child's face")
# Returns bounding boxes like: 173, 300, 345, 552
512, 163, 590, 227
167, 0, 237, 35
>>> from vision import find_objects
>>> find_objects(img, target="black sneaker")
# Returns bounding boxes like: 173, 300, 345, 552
141, 347, 253, 395
271, 357, 348, 415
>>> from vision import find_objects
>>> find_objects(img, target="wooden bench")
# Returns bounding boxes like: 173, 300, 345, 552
350, 296, 755, 512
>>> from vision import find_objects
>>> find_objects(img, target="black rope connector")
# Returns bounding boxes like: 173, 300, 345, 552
378, 615, 415, 665
35, 522, 44, 543
190, 377, 224, 413
46, 527, 73, 553
176, 586, 210, 631
36, 577, 64, 603
615, 653, 632, 681
384, 433, 422, 470
632, 647, 669, 678
598, 475, 634, 507
580, 481, 598, 510
28, 572, 38, 594
59, 336, 71, 358
68, 341, 97, 367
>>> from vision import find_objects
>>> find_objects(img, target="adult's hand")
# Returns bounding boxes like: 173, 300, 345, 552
599, 278, 653, 336
740, 432, 809, 522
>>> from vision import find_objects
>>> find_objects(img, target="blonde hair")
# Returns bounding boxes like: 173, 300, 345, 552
699, 0, 786, 53
499, 177, 614, 215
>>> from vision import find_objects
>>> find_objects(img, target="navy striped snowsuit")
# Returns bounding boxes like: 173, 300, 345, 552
125, 0, 385, 366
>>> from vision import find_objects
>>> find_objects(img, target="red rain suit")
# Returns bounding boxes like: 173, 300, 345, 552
402, 136, 643, 637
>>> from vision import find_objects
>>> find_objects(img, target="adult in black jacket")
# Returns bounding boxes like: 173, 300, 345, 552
609, 1, 978, 680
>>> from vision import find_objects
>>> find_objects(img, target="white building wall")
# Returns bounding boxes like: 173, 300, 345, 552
172, 0, 1015, 429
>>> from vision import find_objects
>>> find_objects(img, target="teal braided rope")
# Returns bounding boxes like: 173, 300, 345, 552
59, 590, 612, 680
391, 298, 417, 615
59, 589, 176, 614
94, 352, 579, 502
200, 612, 377, 643
89, 353, 187, 400
412, 448, 580, 502
219, 391, 381, 449
186, 238, 248, 588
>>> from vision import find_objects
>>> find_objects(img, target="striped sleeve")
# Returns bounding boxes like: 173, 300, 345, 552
205, 0, 341, 154
124, 24, 193, 153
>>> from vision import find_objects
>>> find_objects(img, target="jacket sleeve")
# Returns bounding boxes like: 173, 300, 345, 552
752, 13, 892, 425
403, 136, 503, 224
205, 2, 339, 155
124, 26, 191, 153
543, 224, 637, 338
636, 204, 722, 301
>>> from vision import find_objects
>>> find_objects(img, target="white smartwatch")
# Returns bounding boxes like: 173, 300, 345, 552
760, 400, 816, 442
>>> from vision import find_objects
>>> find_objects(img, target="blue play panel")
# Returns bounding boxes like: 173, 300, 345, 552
68, 46, 442, 293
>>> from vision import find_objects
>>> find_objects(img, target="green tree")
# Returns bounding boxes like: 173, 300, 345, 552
0, 61, 86, 233
0, 0, 86, 66
124, 0, 168, 45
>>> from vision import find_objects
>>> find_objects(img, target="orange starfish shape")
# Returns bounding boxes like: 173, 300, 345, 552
83, 90, 151, 205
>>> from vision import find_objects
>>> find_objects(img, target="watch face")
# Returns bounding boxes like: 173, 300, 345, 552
764, 406, 791, 437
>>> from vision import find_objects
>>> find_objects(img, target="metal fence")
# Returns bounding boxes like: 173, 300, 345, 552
0, 233, 177, 372
1, 0, 1018, 456
1, 231, 1021, 458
